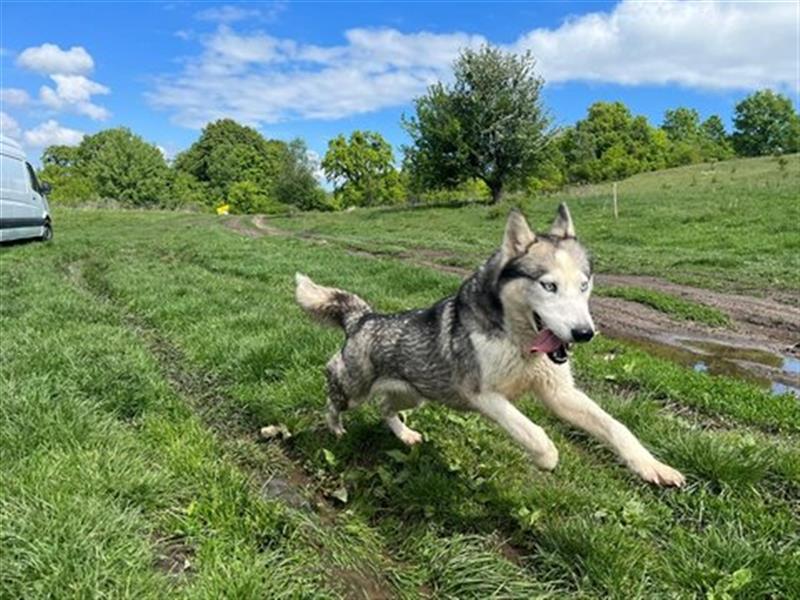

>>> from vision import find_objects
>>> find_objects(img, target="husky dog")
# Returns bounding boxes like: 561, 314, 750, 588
295, 206, 684, 487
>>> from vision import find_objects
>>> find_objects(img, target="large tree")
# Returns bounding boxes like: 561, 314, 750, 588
561, 102, 666, 182
403, 46, 552, 204
75, 128, 171, 206
39, 128, 171, 206
321, 130, 404, 208
174, 119, 325, 210
732, 90, 800, 156
173, 119, 285, 203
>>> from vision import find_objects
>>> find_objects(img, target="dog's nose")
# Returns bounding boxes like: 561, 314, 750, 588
571, 327, 594, 343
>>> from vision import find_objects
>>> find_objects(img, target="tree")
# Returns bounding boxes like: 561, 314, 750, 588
525, 136, 566, 193
40, 128, 171, 206
42, 145, 79, 168
173, 119, 285, 203
227, 180, 287, 214
631, 115, 668, 172
699, 115, 734, 160
662, 107, 701, 143
561, 102, 663, 182
321, 131, 404, 208
165, 170, 207, 209
661, 108, 734, 165
700, 115, 728, 147
38, 145, 93, 205
273, 139, 330, 211
732, 90, 800, 156
404, 45, 552, 204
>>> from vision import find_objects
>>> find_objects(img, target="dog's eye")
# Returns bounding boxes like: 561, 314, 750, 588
580, 281, 589, 292
540, 281, 557, 293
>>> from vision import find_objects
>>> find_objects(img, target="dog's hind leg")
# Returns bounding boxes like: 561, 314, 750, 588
325, 354, 355, 437
375, 382, 424, 445
381, 399, 423, 445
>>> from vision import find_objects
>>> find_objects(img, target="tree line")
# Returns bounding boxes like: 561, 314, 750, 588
39, 46, 799, 211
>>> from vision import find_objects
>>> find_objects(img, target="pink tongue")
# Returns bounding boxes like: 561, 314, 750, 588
530, 329, 563, 354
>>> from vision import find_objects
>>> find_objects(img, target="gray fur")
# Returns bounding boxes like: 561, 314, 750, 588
297, 206, 592, 419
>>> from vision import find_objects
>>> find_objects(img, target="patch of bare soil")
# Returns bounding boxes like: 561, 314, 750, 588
597, 274, 800, 344
333, 567, 395, 600
152, 533, 194, 577
252, 215, 288, 236
221, 215, 266, 238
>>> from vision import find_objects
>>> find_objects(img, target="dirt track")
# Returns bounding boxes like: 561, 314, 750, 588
225, 215, 800, 392
597, 274, 800, 346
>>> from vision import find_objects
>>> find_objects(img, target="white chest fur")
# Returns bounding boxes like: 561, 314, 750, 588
469, 332, 556, 400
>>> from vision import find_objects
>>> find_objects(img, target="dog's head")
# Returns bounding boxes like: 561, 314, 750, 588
496, 205, 595, 364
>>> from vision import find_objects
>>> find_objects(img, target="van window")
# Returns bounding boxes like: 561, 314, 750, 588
25, 162, 41, 193
1, 154, 28, 193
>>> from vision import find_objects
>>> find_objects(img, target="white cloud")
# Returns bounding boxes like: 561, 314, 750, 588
12, 43, 111, 121
150, 0, 797, 128
196, 5, 262, 24
17, 43, 94, 75
23, 119, 85, 148
149, 26, 485, 127
1, 88, 31, 107
1, 111, 22, 140
39, 74, 111, 120
514, 0, 797, 90
203, 25, 294, 70
195, 2, 287, 24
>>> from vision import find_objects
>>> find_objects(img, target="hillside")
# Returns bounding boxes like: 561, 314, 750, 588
273, 154, 800, 295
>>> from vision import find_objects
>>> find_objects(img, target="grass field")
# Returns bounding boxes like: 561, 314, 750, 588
2, 155, 799, 599
273, 154, 800, 295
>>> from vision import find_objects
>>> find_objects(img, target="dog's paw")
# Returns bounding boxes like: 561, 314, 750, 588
398, 428, 423, 446
632, 459, 685, 487
326, 414, 346, 438
533, 445, 559, 471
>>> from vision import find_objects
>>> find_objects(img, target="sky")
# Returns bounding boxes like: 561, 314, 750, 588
1, 0, 798, 168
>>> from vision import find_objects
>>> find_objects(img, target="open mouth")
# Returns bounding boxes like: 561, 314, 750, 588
531, 312, 570, 364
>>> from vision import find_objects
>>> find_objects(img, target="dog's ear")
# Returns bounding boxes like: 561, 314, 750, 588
549, 203, 575, 238
502, 209, 536, 259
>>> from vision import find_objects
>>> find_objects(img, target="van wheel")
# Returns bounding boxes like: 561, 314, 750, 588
40, 222, 53, 242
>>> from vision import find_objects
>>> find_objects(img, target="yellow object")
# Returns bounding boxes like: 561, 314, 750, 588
216, 204, 230, 215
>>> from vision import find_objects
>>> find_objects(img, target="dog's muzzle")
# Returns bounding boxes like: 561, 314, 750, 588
532, 311, 570, 364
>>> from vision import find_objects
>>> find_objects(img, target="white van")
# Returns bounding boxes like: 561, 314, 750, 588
1, 135, 52, 243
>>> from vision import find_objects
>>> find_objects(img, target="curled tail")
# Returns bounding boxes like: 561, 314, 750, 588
295, 273, 372, 335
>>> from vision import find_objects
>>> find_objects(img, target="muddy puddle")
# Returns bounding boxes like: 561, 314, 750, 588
617, 335, 800, 397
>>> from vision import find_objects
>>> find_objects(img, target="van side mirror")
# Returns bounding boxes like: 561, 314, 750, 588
40, 181, 52, 195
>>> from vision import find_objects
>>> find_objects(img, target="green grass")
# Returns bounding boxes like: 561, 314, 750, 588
272, 154, 800, 294
2, 201, 798, 598
596, 286, 731, 327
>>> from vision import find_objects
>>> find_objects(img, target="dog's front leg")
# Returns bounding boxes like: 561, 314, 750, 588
534, 378, 685, 487
470, 392, 559, 470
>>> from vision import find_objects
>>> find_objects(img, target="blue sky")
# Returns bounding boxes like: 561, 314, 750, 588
1, 1, 797, 167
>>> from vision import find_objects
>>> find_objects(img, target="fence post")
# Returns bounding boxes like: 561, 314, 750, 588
613, 182, 618, 219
